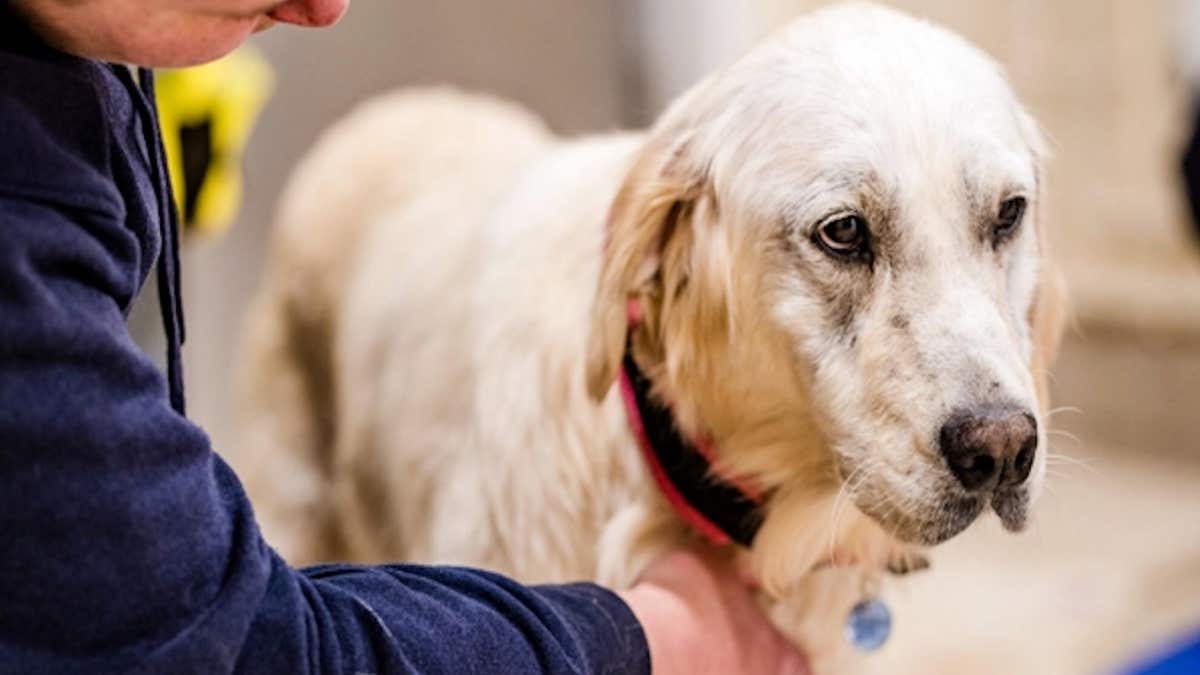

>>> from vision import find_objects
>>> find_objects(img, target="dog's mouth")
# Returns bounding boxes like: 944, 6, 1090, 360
990, 484, 1031, 532
853, 480, 1031, 546
858, 492, 983, 546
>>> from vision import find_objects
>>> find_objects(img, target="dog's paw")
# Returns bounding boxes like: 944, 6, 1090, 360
885, 550, 930, 576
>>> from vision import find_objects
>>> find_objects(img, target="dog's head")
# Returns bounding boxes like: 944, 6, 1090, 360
586, 4, 1064, 554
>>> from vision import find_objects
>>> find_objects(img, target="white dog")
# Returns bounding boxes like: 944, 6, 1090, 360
237, 3, 1065, 670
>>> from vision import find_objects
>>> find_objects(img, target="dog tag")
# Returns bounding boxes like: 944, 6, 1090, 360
845, 598, 891, 652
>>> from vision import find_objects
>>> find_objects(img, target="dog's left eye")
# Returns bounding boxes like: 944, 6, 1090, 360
815, 215, 871, 261
992, 197, 1027, 245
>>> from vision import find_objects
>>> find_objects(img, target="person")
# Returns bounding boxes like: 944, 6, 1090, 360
0, 1, 809, 673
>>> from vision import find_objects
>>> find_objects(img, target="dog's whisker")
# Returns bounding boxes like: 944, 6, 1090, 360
827, 462, 872, 564
839, 461, 882, 545
1044, 451, 1092, 465
1034, 368, 1060, 386
1042, 471, 1079, 494
1045, 428, 1082, 446
826, 485, 852, 563
879, 499, 908, 552
826, 479, 852, 562
1044, 451, 1102, 476
1045, 405, 1082, 417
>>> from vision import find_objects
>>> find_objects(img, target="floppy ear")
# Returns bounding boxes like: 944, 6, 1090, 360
1030, 240, 1067, 409
1026, 150, 1067, 408
1014, 110, 1067, 409
584, 137, 708, 401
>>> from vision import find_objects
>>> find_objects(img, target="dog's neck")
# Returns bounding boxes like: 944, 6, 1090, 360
619, 342, 765, 547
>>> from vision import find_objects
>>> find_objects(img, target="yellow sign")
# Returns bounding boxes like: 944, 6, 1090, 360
156, 46, 274, 235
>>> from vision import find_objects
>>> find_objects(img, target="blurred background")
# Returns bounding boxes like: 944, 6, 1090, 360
138, 1, 1200, 673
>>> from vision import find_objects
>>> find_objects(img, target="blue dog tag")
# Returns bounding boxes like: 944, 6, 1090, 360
845, 598, 891, 652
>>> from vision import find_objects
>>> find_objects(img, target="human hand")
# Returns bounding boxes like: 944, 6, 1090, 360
619, 548, 809, 675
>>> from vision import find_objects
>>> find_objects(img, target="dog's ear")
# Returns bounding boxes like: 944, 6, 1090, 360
584, 137, 708, 401
1024, 117, 1067, 409
1030, 241, 1066, 409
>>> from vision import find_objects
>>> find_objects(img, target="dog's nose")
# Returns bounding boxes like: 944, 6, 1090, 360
939, 407, 1037, 492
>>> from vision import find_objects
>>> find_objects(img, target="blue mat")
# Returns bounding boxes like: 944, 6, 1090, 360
1123, 631, 1200, 675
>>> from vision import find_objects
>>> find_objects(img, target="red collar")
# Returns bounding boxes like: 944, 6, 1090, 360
619, 315, 764, 547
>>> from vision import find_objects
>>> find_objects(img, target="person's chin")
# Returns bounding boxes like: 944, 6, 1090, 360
136, 22, 258, 67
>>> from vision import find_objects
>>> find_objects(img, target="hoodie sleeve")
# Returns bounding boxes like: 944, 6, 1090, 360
0, 113, 649, 675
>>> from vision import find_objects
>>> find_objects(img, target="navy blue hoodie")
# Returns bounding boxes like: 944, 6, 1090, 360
0, 9, 649, 674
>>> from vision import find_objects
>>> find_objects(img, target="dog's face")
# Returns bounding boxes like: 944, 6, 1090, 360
588, 5, 1063, 549
768, 115, 1045, 546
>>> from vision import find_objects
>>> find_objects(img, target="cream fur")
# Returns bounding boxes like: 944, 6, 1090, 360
237, 4, 1064, 672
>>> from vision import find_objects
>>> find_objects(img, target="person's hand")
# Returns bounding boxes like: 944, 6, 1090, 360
618, 548, 809, 675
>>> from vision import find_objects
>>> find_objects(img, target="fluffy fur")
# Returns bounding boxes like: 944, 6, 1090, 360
237, 4, 1065, 671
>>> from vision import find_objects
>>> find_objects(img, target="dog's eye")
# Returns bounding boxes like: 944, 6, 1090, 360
816, 215, 870, 260
992, 197, 1027, 244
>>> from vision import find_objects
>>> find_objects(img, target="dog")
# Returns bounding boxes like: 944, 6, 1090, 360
237, 3, 1065, 670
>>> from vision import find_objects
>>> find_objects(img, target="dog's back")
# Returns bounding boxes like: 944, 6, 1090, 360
238, 89, 655, 572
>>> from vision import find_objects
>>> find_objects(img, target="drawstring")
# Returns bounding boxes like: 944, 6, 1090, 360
117, 65, 187, 415
138, 67, 187, 416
